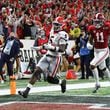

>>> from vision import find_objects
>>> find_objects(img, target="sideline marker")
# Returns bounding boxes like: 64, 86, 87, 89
66, 69, 77, 79
10, 75, 16, 95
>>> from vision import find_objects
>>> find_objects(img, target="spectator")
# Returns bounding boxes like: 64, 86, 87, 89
79, 27, 93, 79
23, 14, 35, 39
0, 32, 23, 81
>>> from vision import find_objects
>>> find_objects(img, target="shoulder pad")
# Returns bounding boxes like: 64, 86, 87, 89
58, 31, 69, 41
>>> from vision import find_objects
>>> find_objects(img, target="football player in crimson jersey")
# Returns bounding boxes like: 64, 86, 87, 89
18, 16, 69, 98
87, 13, 110, 93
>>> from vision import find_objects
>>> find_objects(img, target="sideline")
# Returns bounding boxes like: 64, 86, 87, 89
0, 81, 110, 95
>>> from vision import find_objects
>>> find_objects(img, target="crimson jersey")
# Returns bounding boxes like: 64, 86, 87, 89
88, 22, 110, 49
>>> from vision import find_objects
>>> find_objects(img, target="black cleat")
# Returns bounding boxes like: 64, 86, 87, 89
61, 79, 66, 93
79, 77, 85, 79
18, 90, 28, 98
92, 84, 101, 93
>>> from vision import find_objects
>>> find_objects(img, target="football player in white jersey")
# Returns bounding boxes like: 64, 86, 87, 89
18, 16, 69, 98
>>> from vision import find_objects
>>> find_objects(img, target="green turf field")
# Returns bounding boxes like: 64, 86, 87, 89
0, 77, 110, 96
0, 77, 110, 107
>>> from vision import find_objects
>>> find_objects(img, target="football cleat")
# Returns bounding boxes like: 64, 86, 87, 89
18, 90, 28, 98
92, 84, 101, 93
61, 79, 66, 93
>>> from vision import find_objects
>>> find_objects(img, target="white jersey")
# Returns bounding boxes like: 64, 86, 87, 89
47, 31, 69, 56
37, 30, 69, 77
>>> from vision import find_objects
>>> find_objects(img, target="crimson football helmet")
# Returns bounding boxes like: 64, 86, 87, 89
52, 16, 65, 31
93, 13, 105, 28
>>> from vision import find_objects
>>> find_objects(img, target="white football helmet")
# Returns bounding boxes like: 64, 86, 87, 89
93, 13, 105, 28
52, 16, 65, 31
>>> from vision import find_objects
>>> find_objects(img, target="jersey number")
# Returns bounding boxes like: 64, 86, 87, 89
96, 32, 104, 42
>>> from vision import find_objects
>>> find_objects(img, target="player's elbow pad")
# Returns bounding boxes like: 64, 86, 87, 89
87, 42, 93, 50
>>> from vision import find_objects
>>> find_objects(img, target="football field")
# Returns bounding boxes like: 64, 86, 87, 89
0, 78, 110, 110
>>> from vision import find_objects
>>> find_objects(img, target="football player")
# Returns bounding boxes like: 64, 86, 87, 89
87, 13, 110, 93
18, 16, 69, 98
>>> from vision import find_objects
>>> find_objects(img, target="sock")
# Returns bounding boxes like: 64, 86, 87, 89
59, 80, 62, 84
27, 83, 33, 89
92, 68, 100, 86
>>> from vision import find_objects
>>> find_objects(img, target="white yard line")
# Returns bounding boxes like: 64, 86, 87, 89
0, 81, 110, 95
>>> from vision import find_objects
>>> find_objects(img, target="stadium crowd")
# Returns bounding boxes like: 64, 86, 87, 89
0, 0, 110, 83
0, 0, 110, 39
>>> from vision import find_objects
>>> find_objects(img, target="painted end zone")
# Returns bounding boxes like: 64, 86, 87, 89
0, 102, 110, 110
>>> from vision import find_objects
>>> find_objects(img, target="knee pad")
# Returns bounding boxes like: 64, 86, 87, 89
47, 76, 59, 84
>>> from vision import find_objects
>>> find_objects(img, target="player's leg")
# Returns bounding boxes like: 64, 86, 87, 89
90, 48, 109, 93
90, 64, 100, 92
99, 61, 110, 79
90, 54, 100, 93
47, 56, 66, 93
18, 55, 48, 98
18, 66, 43, 98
